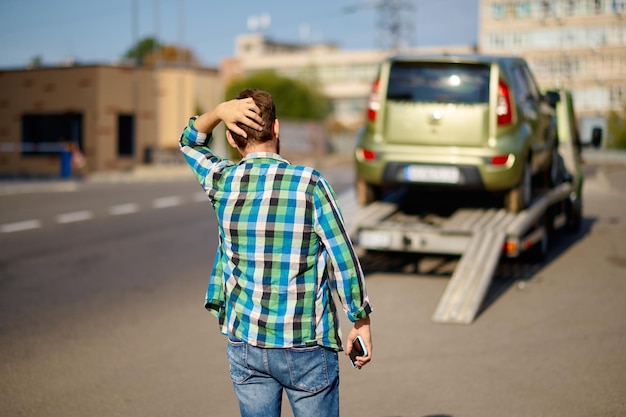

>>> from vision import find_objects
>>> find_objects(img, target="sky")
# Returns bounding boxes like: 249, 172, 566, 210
0, 0, 479, 69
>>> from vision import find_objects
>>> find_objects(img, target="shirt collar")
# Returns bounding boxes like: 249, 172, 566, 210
239, 152, 290, 165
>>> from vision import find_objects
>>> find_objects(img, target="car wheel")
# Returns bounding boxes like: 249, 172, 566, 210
356, 180, 381, 206
505, 159, 532, 213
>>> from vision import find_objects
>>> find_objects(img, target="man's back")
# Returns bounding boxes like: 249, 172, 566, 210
206, 152, 342, 348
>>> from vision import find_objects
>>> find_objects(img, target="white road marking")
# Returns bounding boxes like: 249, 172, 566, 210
153, 196, 182, 209
110, 203, 140, 216
3, 189, 303, 234
1, 219, 42, 233
56, 210, 94, 224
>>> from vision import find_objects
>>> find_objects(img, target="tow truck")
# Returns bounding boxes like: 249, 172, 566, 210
341, 89, 584, 325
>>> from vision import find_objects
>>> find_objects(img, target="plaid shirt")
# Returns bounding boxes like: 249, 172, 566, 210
179, 117, 371, 350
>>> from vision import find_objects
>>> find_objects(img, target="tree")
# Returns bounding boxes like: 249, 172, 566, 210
27, 55, 43, 69
144, 45, 198, 67
607, 103, 626, 149
123, 37, 198, 67
225, 71, 331, 121
123, 37, 162, 66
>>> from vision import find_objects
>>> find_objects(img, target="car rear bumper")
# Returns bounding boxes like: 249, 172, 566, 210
355, 147, 525, 192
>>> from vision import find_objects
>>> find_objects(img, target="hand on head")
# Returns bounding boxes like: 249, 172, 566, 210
218, 98, 264, 138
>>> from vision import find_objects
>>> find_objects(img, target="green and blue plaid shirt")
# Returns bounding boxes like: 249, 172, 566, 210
179, 117, 371, 351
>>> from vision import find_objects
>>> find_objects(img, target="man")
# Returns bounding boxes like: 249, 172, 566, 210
179, 89, 372, 417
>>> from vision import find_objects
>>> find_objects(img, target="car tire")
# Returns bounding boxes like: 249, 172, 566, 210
356, 180, 381, 206
504, 159, 532, 213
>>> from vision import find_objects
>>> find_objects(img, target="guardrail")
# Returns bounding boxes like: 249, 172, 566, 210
0, 142, 69, 153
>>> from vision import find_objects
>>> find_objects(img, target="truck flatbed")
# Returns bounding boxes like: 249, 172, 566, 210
340, 181, 577, 324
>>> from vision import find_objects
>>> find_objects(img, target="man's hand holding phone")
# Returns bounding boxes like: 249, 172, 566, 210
346, 317, 372, 369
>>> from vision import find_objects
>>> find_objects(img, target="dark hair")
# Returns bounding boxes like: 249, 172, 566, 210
229, 89, 276, 149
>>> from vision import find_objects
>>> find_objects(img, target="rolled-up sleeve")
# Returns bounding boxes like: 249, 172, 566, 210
178, 116, 226, 189
313, 177, 372, 322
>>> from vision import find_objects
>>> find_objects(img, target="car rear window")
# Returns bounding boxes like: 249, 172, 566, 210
387, 62, 490, 104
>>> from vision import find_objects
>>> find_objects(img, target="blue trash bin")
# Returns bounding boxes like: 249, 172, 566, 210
60, 149, 72, 178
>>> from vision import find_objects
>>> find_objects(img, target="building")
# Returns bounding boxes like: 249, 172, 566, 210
479, 0, 626, 144
0, 64, 220, 176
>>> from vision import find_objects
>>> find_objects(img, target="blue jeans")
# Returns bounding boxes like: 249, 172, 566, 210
226, 336, 340, 417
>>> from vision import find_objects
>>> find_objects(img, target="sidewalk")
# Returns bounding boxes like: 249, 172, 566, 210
0, 153, 355, 196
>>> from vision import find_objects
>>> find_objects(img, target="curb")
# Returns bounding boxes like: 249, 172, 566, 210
0, 181, 79, 196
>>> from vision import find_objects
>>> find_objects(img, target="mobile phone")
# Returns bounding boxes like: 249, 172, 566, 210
349, 335, 368, 368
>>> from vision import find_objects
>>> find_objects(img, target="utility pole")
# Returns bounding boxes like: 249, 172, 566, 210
153, 0, 160, 161
132, 0, 140, 164
178, 0, 185, 135
342, 1, 416, 52
375, 0, 415, 52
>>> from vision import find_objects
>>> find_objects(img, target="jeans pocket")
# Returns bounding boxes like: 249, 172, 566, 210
285, 346, 337, 393
227, 339, 254, 383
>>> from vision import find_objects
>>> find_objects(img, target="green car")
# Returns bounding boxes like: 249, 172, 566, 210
354, 54, 560, 212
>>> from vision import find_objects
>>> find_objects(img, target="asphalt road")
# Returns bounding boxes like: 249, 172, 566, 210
0, 161, 625, 417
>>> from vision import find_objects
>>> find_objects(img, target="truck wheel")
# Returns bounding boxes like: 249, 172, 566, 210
356, 180, 381, 206
505, 160, 532, 213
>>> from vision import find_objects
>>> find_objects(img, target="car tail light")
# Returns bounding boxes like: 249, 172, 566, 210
366, 79, 380, 122
491, 155, 511, 166
496, 80, 513, 126
357, 148, 377, 161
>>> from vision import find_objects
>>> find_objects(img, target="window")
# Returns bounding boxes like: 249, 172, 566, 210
118, 114, 134, 157
511, 66, 531, 101
492, 3, 506, 19
521, 65, 542, 102
387, 63, 491, 104
612, 0, 626, 12
21, 113, 83, 155
511, 64, 541, 102
516, 2, 532, 17
610, 85, 625, 107
594, 0, 603, 13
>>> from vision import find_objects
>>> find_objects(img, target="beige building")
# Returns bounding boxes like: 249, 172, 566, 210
479, 0, 626, 144
0, 64, 220, 176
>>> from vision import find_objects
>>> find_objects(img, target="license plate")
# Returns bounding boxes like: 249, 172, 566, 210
359, 230, 392, 248
404, 165, 460, 184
